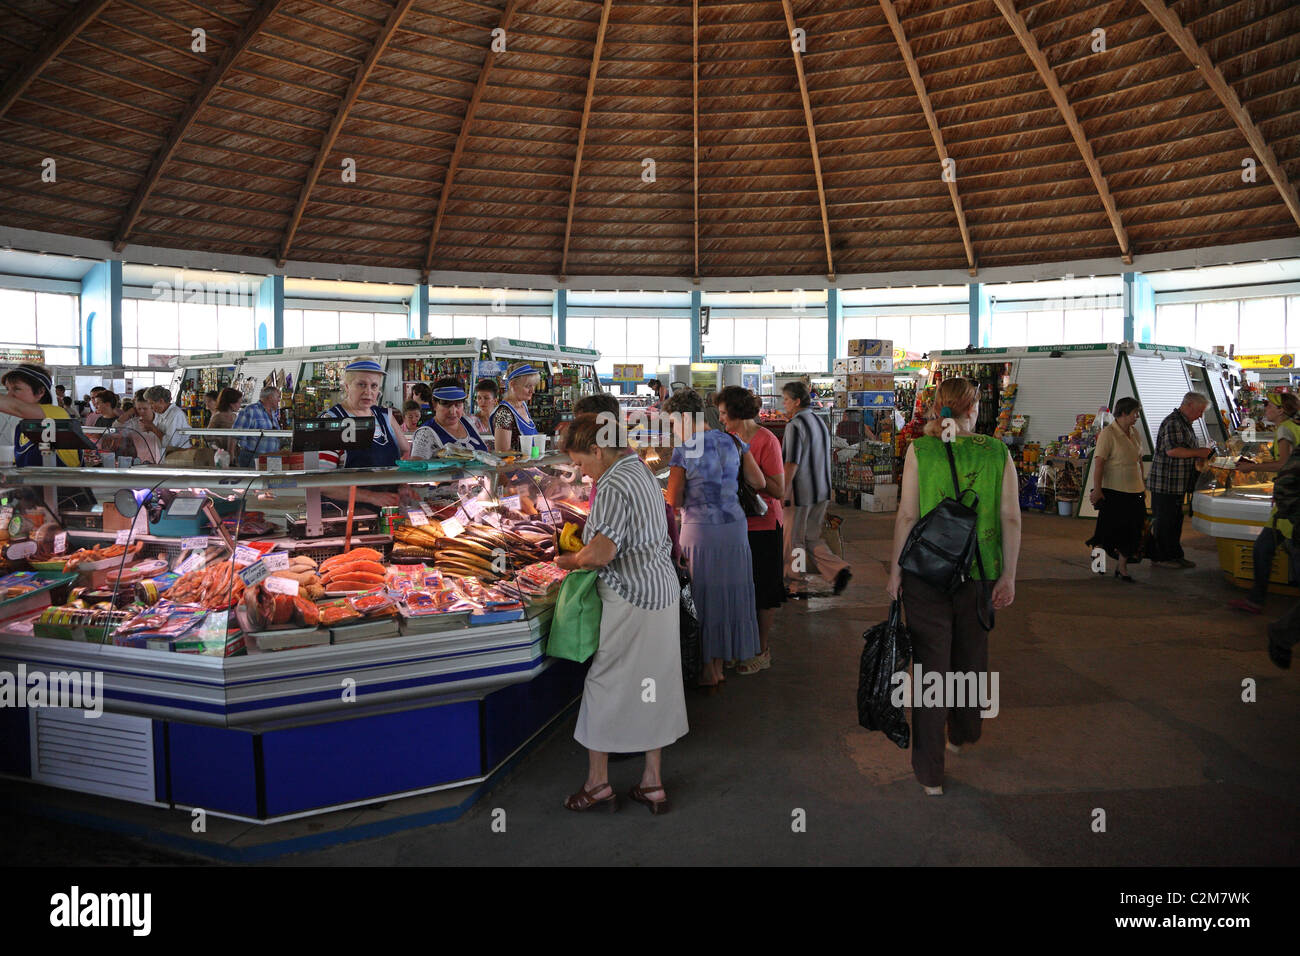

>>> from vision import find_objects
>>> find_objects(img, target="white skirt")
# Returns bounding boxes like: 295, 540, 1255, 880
573, 580, 688, 753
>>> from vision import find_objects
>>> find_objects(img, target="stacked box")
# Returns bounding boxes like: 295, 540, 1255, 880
847, 339, 893, 357
848, 391, 895, 407
848, 373, 893, 391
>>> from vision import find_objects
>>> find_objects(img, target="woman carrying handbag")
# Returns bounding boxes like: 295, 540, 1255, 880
886, 377, 1021, 796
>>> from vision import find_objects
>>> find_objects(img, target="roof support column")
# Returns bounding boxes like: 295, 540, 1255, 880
80, 259, 121, 366
257, 274, 283, 350
691, 289, 702, 362
553, 289, 567, 346
969, 282, 990, 349
1123, 272, 1154, 344
827, 286, 841, 369
408, 283, 428, 339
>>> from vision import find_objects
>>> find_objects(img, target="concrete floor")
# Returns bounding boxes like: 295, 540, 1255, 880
4, 507, 1298, 866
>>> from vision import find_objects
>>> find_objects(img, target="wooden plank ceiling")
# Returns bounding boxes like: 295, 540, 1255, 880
0, 0, 1296, 280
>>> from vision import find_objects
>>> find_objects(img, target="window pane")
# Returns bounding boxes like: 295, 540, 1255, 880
1025, 309, 1063, 346
283, 309, 304, 348
44, 347, 80, 366
453, 314, 486, 339
179, 303, 219, 351
137, 299, 179, 354
1238, 298, 1285, 352
594, 316, 626, 358
766, 318, 798, 357
1060, 309, 1102, 345
659, 318, 689, 357
702, 317, 732, 355
842, 315, 877, 347
1155, 303, 1194, 346
374, 312, 408, 340
626, 317, 658, 355
1102, 308, 1124, 343
0, 290, 37, 342
874, 314, 909, 346
566, 315, 595, 349
989, 312, 1026, 348
120, 299, 137, 351
945, 314, 968, 350
303, 310, 338, 346
217, 305, 254, 351
519, 315, 552, 343
339, 311, 373, 342
1196, 300, 1237, 353
732, 319, 766, 355
37, 292, 78, 345
910, 314, 945, 354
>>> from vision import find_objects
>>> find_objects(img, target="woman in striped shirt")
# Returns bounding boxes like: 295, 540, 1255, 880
555, 414, 686, 814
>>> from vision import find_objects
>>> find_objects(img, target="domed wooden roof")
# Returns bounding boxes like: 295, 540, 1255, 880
0, 0, 1297, 281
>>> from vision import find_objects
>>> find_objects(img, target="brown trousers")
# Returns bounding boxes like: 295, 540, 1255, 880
901, 573, 993, 788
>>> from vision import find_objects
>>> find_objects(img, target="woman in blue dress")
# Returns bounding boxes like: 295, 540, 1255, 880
409, 377, 489, 458
319, 358, 411, 509
493, 361, 542, 453
664, 388, 767, 690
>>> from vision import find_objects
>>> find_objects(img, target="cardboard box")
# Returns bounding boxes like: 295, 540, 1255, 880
861, 356, 893, 373
849, 391, 896, 408
860, 489, 898, 513
833, 358, 850, 373
834, 393, 848, 409
848, 339, 893, 357
845, 356, 864, 372
848, 372, 894, 391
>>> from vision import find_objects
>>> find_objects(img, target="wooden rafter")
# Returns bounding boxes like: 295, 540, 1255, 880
559, 0, 614, 280
779, 0, 834, 280
1136, 0, 1300, 233
692, 0, 700, 281
991, 0, 1133, 264
422, 0, 521, 281
877, 0, 978, 276
113, 0, 286, 252
277, 0, 419, 266
0, 0, 112, 121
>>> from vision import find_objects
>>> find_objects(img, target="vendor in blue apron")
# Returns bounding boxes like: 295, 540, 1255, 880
409, 378, 490, 459
493, 361, 544, 453
318, 358, 411, 510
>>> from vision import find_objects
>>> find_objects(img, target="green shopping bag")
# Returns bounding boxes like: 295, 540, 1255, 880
547, 569, 603, 662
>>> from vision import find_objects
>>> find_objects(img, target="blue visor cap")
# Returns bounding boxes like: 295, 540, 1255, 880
344, 359, 386, 376
507, 364, 539, 382
432, 386, 467, 402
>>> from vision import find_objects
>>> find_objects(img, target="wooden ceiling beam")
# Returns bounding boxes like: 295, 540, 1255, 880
421, 0, 523, 281
693, 0, 700, 280
0, 0, 112, 121
877, 0, 978, 276
991, 0, 1132, 263
1137, 0, 1300, 233
113, 0, 287, 252
277, 0, 419, 266
778, 0, 835, 279
558, 0, 614, 281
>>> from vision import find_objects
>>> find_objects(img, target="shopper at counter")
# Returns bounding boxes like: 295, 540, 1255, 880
493, 362, 542, 453
106, 398, 163, 464
0, 363, 82, 467
715, 386, 784, 675
556, 413, 686, 814
1229, 391, 1300, 614
232, 386, 281, 469
1145, 392, 1215, 569
1087, 398, 1146, 582
205, 387, 243, 459
141, 386, 192, 454
473, 378, 498, 439
409, 378, 489, 458
781, 381, 852, 597
664, 388, 764, 690
87, 390, 120, 429
318, 359, 410, 508
887, 376, 1021, 796
203, 390, 219, 426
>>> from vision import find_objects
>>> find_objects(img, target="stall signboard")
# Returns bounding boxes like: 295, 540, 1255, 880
309, 342, 363, 353
0, 348, 44, 363
187, 352, 223, 361
612, 363, 644, 382
1236, 354, 1295, 369
557, 345, 599, 358
246, 348, 285, 357
1027, 343, 1110, 352
384, 337, 476, 349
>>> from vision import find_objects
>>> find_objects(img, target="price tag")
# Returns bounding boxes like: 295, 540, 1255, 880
264, 575, 299, 596
461, 497, 484, 518
53, 531, 67, 554
233, 545, 259, 567
239, 560, 270, 587
454, 507, 471, 526
481, 512, 502, 529
0, 507, 12, 525
176, 553, 206, 575
115, 529, 132, 546
407, 510, 429, 527
266, 456, 283, 472
199, 609, 228, 642
419, 500, 434, 517
441, 516, 464, 538
7, 540, 37, 560
262, 551, 289, 571
182, 536, 208, 552
500, 494, 521, 512
540, 509, 563, 526
167, 496, 203, 516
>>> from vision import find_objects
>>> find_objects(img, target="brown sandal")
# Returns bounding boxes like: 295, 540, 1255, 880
564, 783, 617, 812
628, 785, 669, 815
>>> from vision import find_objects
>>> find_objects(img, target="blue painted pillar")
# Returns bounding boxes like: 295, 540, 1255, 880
1123, 271, 1154, 344
691, 288, 702, 362
553, 288, 567, 345
409, 283, 429, 338
827, 286, 841, 366
80, 260, 121, 365
968, 282, 990, 348
257, 275, 284, 349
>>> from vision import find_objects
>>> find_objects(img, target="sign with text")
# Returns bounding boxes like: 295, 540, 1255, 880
612, 363, 644, 382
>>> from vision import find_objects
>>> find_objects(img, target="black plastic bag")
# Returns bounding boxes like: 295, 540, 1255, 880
857, 600, 912, 749
678, 572, 702, 687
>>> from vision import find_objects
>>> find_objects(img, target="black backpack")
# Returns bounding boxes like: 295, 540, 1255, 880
898, 439, 994, 630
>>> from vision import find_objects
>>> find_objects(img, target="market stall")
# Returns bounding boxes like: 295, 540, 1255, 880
0, 456, 591, 823
486, 338, 600, 435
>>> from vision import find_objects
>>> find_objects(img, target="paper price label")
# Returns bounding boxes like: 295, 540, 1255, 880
115, 529, 132, 545
0, 507, 12, 525
182, 536, 208, 552
7, 540, 37, 560
540, 510, 563, 526
481, 512, 502, 528
407, 510, 429, 527
461, 497, 484, 518
266, 457, 283, 472
233, 545, 259, 567
53, 531, 67, 554
176, 553, 205, 576
168, 496, 203, 516
454, 507, 471, 526
500, 495, 521, 511
441, 516, 464, 538
263, 551, 289, 571
264, 575, 299, 596
239, 560, 270, 587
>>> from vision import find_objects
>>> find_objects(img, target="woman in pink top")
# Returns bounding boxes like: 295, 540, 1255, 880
715, 386, 785, 674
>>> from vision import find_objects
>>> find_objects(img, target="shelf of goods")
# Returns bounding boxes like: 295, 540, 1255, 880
1191, 441, 1296, 595
0, 457, 593, 823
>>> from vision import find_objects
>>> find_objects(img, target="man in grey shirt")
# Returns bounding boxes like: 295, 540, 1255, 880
781, 381, 851, 597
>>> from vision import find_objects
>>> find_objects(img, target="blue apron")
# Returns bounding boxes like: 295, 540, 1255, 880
324, 404, 400, 468
501, 401, 539, 450
427, 415, 488, 452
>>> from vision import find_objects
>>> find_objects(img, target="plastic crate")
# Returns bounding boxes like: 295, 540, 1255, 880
1215, 538, 1299, 594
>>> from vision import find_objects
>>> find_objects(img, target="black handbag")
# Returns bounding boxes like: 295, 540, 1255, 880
729, 433, 768, 518
898, 439, 994, 630
857, 600, 912, 749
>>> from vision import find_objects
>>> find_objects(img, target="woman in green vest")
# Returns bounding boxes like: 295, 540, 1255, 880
887, 376, 1022, 796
